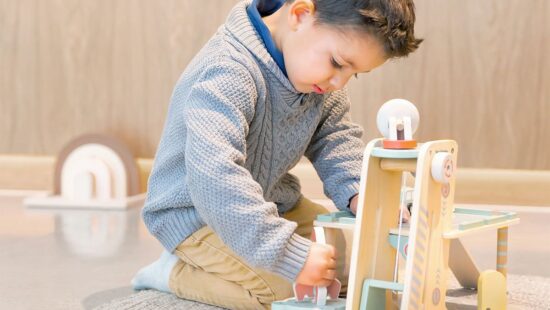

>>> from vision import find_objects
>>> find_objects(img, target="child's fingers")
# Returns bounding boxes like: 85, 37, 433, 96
403, 207, 411, 223
327, 258, 336, 270
323, 269, 336, 281
317, 279, 333, 288
324, 244, 337, 258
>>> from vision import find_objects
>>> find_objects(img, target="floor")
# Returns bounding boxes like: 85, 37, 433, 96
1, 193, 549, 310
0, 194, 163, 310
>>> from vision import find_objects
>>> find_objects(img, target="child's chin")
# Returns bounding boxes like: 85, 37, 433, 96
289, 82, 309, 94
298, 86, 315, 94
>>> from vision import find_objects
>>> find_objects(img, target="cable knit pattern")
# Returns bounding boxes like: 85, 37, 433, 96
142, 0, 364, 282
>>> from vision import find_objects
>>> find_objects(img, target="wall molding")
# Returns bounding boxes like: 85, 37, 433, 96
1, 155, 548, 207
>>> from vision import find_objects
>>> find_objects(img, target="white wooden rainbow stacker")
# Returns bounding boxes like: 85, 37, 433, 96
273, 99, 519, 310
24, 134, 146, 210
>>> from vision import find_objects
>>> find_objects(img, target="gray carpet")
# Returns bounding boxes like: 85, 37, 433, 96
91, 274, 549, 310
446, 274, 550, 309
92, 289, 224, 310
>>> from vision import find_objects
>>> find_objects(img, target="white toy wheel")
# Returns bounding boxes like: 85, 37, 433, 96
431, 152, 454, 184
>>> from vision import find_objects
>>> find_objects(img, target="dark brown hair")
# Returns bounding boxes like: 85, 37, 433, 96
287, 0, 423, 58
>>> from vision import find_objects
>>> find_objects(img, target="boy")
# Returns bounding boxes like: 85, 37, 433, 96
133, 0, 421, 308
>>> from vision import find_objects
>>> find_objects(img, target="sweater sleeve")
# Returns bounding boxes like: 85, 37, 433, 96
304, 89, 364, 210
183, 60, 311, 281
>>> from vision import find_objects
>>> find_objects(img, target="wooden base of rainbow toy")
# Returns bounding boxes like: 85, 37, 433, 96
273, 139, 518, 309
24, 134, 145, 210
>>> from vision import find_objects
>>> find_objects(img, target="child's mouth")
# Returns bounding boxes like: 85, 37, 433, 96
313, 84, 325, 94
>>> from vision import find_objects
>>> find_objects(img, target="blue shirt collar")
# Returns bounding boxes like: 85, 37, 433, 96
247, 0, 287, 77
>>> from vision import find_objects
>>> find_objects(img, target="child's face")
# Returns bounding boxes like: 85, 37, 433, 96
282, 3, 387, 94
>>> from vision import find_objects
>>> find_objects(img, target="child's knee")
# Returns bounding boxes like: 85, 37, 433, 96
253, 274, 293, 306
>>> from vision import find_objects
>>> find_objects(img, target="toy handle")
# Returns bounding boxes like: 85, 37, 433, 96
313, 226, 328, 306
293, 226, 341, 306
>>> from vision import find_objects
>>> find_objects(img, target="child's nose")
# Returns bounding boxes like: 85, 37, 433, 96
329, 77, 341, 91
329, 74, 350, 91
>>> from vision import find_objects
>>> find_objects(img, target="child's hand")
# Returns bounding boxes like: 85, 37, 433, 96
349, 195, 359, 214
400, 205, 411, 223
296, 243, 337, 287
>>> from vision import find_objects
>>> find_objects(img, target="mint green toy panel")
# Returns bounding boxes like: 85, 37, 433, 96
272, 298, 346, 310
316, 210, 356, 224
453, 208, 518, 230
359, 279, 404, 310
371, 146, 419, 159
318, 209, 518, 232
388, 234, 409, 258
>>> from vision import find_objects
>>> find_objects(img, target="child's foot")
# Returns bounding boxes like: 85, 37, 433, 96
131, 250, 179, 293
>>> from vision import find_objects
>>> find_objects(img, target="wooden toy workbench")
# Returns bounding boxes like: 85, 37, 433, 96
273, 99, 519, 310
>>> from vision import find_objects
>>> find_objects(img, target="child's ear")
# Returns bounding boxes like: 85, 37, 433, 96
287, 0, 315, 31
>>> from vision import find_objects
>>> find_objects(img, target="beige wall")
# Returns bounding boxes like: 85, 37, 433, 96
1, 0, 549, 169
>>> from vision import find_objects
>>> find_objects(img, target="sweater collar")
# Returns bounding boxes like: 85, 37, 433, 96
224, 1, 300, 95
247, 0, 287, 77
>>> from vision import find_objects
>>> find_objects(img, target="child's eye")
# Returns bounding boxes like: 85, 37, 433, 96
331, 57, 343, 69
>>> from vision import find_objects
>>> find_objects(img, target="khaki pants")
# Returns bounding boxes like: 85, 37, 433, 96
169, 197, 330, 310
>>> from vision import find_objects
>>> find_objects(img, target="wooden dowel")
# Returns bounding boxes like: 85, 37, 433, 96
496, 227, 508, 279
380, 158, 417, 172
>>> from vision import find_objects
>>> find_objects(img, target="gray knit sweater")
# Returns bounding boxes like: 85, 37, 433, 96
142, 0, 364, 281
